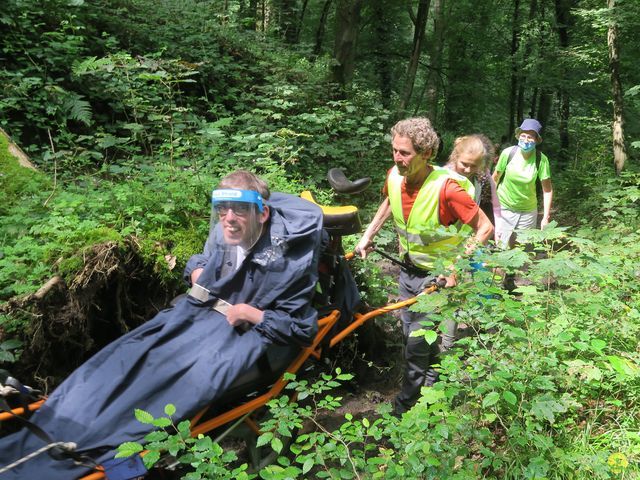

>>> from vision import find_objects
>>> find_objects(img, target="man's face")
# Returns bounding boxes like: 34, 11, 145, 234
392, 135, 430, 177
453, 152, 483, 178
216, 202, 268, 248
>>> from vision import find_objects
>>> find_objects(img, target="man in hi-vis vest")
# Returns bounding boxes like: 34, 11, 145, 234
356, 117, 493, 415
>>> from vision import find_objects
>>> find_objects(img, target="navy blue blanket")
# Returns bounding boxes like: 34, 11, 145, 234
0, 193, 322, 479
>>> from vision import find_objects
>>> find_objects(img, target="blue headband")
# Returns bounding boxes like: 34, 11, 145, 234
211, 189, 264, 212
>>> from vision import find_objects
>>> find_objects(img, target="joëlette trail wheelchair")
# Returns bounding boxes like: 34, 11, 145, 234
0, 169, 441, 479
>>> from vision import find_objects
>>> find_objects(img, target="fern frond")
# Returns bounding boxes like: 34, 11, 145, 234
62, 93, 92, 126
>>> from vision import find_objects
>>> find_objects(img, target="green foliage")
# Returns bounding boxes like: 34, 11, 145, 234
0, 338, 23, 363
251, 173, 639, 479
119, 187, 640, 478
116, 404, 254, 479
2, 1, 640, 477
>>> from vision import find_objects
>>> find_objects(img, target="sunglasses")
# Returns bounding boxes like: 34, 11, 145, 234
214, 201, 254, 217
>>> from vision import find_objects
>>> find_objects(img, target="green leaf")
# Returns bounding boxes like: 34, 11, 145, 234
152, 417, 171, 428
144, 430, 168, 443
115, 442, 143, 458
513, 285, 539, 296
164, 403, 176, 416
607, 355, 639, 377
0, 351, 15, 362
271, 436, 284, 454
590, 338, 607, 354
502, 391, 517, 405
423, 330, 438, 345
411, 292, 448, 313
134, 409, 154, 424
482, 392, 500, 408
0, 339, 23, 350
257, 432, 273, 448
142, 450, 160, 469
411, 328, 438, 345
302, 458, 314, 474
530, 395, 566, 424
420, 388, 445, 404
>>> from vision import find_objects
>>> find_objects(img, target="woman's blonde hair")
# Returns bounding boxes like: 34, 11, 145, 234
447, 134, 491, 171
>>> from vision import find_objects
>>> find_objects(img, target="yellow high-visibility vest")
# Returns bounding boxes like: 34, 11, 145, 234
387, 166, 474, 270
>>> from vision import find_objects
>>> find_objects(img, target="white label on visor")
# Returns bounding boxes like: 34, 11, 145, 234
212, 189, 243, 200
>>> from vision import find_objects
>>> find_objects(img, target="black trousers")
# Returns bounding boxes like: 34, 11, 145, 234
394, 269, 441, 414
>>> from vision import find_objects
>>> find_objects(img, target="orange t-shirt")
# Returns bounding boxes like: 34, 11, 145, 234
383, 168, 478, 226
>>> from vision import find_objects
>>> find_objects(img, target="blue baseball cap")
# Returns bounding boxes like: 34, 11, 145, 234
515, 119, 543, 142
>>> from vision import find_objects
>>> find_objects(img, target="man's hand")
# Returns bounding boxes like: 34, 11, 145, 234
190, 267, 204, 285
438, 272, 457, 288
226, 303, 264, 327
355, 236, 373, 259
355, 198, 391, 259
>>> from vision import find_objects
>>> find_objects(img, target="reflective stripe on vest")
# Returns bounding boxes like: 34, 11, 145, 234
388, 166, 474, 270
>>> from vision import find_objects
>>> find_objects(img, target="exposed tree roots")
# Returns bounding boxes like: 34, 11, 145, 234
0, 239, 181, 393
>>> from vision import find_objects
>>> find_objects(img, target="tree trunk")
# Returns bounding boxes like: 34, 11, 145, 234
529, 87, 538, 117
312, 0, 333, 56
1, 127, 37, 170
239, 0, 259, 29
443, 35, 466, 131
425, 0, 446, 122
516, 0, 538, 123
331, 0, 364, 91
507, 0, 521, 139
276, 0, 299, 44
607, 0, 627, 174
292, 0, 310, 44
554, 0, 572, 166
398, 0, 431, 115
371, 0, 393, 108
537, 89, 553, 129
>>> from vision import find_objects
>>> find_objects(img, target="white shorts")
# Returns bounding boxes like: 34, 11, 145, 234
496, 208, 538, 247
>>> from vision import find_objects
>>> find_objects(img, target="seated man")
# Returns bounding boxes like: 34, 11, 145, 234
0, 170, 323, 479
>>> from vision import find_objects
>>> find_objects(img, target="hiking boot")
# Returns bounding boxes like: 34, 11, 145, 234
502, 273, 517, 293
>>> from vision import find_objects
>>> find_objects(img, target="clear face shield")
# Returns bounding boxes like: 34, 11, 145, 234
210, 189, 267, 256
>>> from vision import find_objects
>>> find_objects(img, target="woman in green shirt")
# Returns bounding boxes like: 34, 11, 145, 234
492, 119, 553, 248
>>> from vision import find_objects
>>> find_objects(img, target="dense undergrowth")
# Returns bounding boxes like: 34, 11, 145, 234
1, 0, 639, 478
0, 0, 390, 378
118, 170, 640, 479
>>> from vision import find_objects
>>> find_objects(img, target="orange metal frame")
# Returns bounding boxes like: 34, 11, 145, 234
2, 260, 437, 480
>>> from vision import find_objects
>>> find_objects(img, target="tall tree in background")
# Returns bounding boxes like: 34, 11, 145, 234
508, 0, 522, 139
607, 0, 627, 174
398, 0, 430, 115
534, 0, 554, 133
239, 0, 259, 29
516, 0, 538, 122
294, 0, 311, 43
371, 0, 394, 109
425, 0, 446, 122
554, 0, 573, 165
313, 0, 333, 56
275, 0, 301, 43
331, 0, 364, 90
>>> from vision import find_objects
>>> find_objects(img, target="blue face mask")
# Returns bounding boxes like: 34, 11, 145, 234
518, 139, 536, 152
